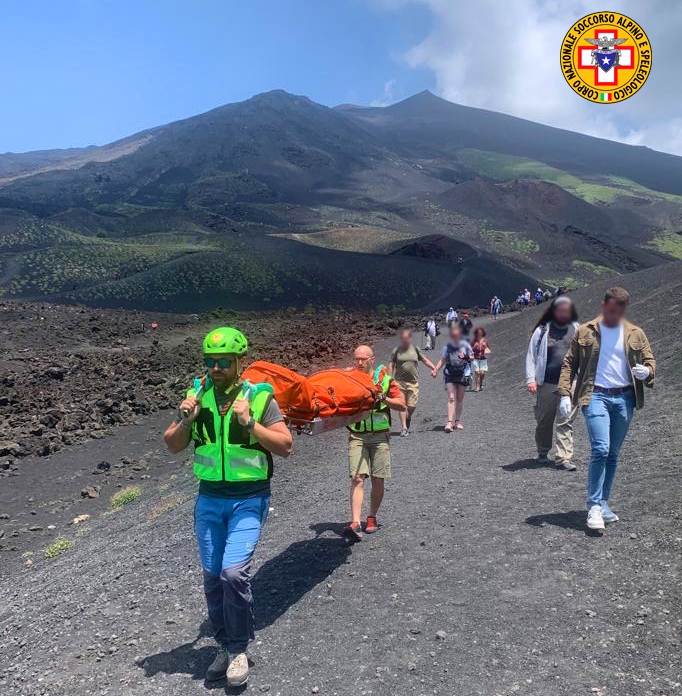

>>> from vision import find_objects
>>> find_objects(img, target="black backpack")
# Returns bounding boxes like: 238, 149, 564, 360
443, 343, 469, 379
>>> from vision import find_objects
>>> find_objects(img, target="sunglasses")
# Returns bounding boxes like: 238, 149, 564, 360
203, 356, 234, 370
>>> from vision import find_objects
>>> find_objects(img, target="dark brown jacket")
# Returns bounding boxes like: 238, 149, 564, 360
557, 317, 655, 410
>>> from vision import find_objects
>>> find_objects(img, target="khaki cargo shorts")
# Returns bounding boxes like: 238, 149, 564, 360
397, 380, 420, 408
348, 432, 391, 479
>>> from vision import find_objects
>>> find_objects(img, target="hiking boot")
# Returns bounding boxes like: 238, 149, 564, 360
601, 503, 619, 524
556, 460, 577, 471
454, 420, 464, 430
400, 428, 409, 437
587, 505, 605, 531
365, 515, 378, 533
537, 453, 550, 462
226, 653, 249, 687
206, 646, 230, 682
344, 522, 363, 542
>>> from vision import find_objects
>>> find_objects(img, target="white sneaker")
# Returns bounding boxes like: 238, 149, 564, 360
601, 503, 619, 524
587, 505, 605, 531
226, 653, 249, 686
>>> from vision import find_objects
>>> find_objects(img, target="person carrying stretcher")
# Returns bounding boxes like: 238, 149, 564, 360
163, 327, 292, 686
345, 345, 406, 541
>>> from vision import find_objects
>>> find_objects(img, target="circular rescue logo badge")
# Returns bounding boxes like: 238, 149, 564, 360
561, 12, 651, 103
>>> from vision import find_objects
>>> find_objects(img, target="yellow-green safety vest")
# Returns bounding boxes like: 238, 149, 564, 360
187, 383, 273, 482
349, 364, 392, 433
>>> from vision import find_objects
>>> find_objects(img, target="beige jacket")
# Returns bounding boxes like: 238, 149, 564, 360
557, 317, 655, 410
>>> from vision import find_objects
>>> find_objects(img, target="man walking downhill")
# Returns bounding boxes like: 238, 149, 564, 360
345, 345, 406, 541
557, 288, 655, 531
491, 296, 502, 320
458, 312, 473, 340
389, 329, 436, 436
525, 296, 580, 470
425, 317, 437, 350
164, 327, 293, 686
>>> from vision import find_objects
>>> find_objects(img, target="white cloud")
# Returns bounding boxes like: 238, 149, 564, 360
371, 78, 399, 107
378, 0, 682, 155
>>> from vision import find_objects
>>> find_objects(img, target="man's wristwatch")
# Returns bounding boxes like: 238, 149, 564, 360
246, 416, 256, 430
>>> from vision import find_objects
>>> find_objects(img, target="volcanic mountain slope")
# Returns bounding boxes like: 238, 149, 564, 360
1, 90, 682, 309
0, 91, 394, 214
340, 90, 682, 194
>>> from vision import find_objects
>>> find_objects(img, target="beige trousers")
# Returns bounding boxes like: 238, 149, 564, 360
534, 382, 575, 464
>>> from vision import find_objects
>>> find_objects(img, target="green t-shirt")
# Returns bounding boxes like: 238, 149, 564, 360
390, 344, 424, 383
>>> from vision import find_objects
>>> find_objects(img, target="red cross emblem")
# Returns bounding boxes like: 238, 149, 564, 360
577, 30, 635, 87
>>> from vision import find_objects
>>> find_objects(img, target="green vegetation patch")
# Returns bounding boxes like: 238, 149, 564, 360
95, 202, 159, 216
44, 536, 74, 560
111, 485, 142, 510
543, 276, 586, 290
570, 183, 623, 205
606, 176, 682, 204
571, 260, 617, 277
0, 219, 93, 253
480, 229, 539, 255
648, 231, 682, 260
458, 149, 580, 189
457, 148, 682, 206
273, 226, 415, 254
545, 261, 617, 290
3, 239, 205, 297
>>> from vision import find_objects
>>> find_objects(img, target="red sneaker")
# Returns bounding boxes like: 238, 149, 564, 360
365, 515, 378, 533
344, 522, 363, 542
454, 420, 464, 430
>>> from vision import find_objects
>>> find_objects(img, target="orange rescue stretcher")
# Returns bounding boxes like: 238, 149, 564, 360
241, 361, 380, 435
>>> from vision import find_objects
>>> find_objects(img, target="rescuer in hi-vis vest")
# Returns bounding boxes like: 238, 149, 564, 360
164, 327, 292, 687
345, 345, 405, 542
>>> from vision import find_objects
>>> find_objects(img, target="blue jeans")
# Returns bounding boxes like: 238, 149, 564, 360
194, 494, 270, 652
582, 390, 635, 509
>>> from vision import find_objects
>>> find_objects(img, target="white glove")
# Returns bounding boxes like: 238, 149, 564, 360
559, 396, 572, 418
632, 363, 650, 381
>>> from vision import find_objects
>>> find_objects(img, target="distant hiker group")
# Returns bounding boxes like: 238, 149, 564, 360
162, 283, 654, 685
517, 286, 553, 306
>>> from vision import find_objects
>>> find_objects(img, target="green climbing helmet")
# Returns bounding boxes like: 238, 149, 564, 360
202, 326, 248, 356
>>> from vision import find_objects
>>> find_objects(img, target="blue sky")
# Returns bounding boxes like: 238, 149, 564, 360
2, 0, 680, 154
0, 0, 433, 152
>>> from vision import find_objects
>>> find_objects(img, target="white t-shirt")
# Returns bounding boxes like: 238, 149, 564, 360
426, 321, 437, 336
595, 323, 632, 388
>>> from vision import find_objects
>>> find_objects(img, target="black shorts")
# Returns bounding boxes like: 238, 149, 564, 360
444, 372, 471, 387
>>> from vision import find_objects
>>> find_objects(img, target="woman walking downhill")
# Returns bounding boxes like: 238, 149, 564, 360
432, 325, 474, 432
525, 296, 580, 470
471, 327, 491, 392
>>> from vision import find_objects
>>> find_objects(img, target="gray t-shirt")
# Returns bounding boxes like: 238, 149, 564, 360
179, 385, 284, 499
441, 340, 474, 377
